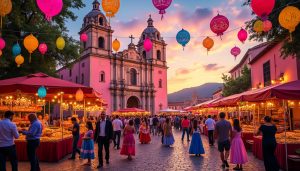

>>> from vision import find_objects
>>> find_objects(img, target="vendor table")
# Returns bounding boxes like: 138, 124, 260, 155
242, 132, 254, 149
15, 134, 84, 162
253, 136, 300, 170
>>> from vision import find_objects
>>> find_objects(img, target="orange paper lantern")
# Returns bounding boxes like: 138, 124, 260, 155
203, 37, 214, 54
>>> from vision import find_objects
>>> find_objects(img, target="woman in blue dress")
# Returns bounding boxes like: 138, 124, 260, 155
80, 121, 95, 165
189, 119, 205, 156
163, 118, 175, 147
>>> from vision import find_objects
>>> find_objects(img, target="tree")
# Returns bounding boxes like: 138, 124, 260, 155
243, 0, 300, 58
222, 66, 251, 97
0, 0, 85, 79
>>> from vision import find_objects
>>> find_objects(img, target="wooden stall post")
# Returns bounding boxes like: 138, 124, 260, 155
283, 100, 289, 171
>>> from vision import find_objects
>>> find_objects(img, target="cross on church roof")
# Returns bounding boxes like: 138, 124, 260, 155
129, 35, 135, 44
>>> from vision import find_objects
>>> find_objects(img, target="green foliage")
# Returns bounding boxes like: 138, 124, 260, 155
222, 66, 251, 97
243, 0, 300, 58
0, 0, 85, 79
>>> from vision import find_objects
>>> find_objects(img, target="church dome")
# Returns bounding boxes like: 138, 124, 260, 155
82, 0, 108, 28
140, 15, 161, 42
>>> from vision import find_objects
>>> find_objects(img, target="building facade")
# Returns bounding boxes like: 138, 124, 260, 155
57, 0, 168, 114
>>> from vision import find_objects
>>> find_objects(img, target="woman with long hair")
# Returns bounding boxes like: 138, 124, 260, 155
120, 119, 136, 160
80, 121, 95, 166
139, 118, 151, 144
163, 117, 175, 147
230, 119, 248, 170
189, 119, 205, 156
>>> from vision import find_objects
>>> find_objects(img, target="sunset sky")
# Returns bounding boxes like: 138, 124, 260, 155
66, 0, 260, 94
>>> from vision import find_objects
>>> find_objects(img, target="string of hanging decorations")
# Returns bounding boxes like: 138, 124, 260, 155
0, 0, 299, 67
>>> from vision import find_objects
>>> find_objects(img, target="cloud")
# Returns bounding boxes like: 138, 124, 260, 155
203, 63, 225, 71
176, 68, 191, 75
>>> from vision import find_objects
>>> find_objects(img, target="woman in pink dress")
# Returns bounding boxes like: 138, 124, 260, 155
230, 119, 248, 170
120, 119, 135, 160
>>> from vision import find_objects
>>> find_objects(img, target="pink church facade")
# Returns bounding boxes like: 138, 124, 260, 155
57, 0, 168, 115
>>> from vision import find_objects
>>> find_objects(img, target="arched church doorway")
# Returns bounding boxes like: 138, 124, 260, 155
127, 96, 140, 108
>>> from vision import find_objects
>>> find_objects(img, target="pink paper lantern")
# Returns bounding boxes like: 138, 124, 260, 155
251, 0, 275, 20
152, 0, 172, 19
36, 0, 63, 21
237, 28, 248, 43
0, 37, 5, 50
80, 33, 88, 42
210, 14, 230, 38
39, 43, 48, 55
231, 46, 241, 60
263, 20, 273, 32
144, 37, 153, 52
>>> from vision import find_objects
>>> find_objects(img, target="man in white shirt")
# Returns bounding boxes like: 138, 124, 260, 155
112, 115, 123, 149
0, 111, 19, 171
205, 115, 216, 146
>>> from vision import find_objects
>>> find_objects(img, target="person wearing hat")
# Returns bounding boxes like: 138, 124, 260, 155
94, 111, 113, 168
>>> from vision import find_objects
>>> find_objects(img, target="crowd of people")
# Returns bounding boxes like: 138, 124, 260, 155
0, 111, 280, 171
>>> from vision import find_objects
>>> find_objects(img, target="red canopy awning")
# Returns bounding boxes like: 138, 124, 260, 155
0, 73, 94, 95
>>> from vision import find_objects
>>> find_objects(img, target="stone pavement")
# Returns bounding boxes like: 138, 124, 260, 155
9, 129, 265, 171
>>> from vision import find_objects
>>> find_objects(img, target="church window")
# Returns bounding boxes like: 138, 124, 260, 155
60, 75, 63, 79
159, 79, 162, 88
99, 17, 104, 26
157, 33, 160, 40
98, 37, 105, 49
130, 68, 137, 86
100, 71, 105, 82
81, 73, 84, 84
69, 69, 72, 77
142, 51, 146, 59
75, 76, 78, 83
157, 50, 161, 60
82, 63, 85, 68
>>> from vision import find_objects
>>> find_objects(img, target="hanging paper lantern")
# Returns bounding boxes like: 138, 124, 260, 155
39, 43, 48, 55
36, 0, 63, 21
203, 37, 214, 54
144, 37, 153, 52
102, 0, 120, 18
231, 46, 241, 60
23, 34, 39, 63
37, 86, 47, 98
253, 20, 264, 34
210, 14, 229, 38
251, 0, 275, 20
152, 0, 172, 20
112, 38, 120, 52
12, 43, 21, 57
80, 33, 88, 42
279, 6, 300, 40
263, 20, 273, 32
75, 88, 84, 102
15, 55, 24, 67
0, 37, 5, 50
56, 37, 65, 50
0, 0, 12, 28
176, 29, 191, 50
237, 28, 248, 43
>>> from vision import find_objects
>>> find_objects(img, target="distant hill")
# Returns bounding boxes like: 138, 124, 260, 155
168, 83, 223, 103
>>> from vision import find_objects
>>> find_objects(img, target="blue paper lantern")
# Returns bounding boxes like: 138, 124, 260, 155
12, 43, 21, 57
38, 86, 47, 98
176, 29, 191, 50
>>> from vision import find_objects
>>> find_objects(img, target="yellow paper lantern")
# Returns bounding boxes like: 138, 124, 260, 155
202, 37, 214, 54
15, 54, 24, 67
279, 6, 300, 39
253, 20, 264, 34
112, 38, 120, 52
23, 34, 39, 63
102, 0, 120, 18
75, 88, 84, 102
56, 37, 65, 50
0, 0, 12, 28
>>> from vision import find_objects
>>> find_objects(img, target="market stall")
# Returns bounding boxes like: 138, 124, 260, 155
158, 108, 181, 116
112, 108, 150, 117
0, 73, 105, 162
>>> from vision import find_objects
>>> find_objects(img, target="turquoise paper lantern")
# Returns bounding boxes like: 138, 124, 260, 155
38, 86, 47, 98
176, 29, 190, 50
12, 43, 21, 57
